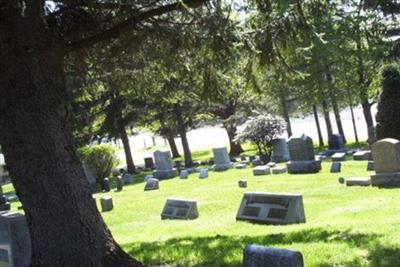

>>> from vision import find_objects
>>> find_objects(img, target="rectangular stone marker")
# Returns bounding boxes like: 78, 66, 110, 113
122, 173, 134, 184
144, 178, 159, 191
100, 196, 113, 212
370, 138, 400, 187
346, 177, 371, 187
253, 166, 270, 176
180, 170, 189, 179
161, 199, 198, 220
353, 150, 371, 161
332, 152, 346, 161
153, 150, 178, 179
330, 162, 341, 173
236, 192, 306, 225
327, 134, 346, 156
144, 157, 154, 169
272, 166, 287, 174
198, 169, 208, 179
243, 244, 304, 267
212, 147, 233, 171
0, 212, 31, 267
286, 135, 321, 174
271, 138, 290, 163
239, 180, 248, 188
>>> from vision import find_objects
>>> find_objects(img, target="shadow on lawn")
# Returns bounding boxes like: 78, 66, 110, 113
125, 227, 397, 267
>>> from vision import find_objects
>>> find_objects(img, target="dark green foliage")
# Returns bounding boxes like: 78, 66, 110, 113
376, 64, 400, 140
77, 144, 119, 184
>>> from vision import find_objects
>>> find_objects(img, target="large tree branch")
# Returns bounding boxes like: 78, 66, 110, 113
67, 0, 205, 52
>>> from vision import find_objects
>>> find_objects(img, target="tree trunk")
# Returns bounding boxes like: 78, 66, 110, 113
0, 6, 140, 266
331, 97, 347, 143
120, 126, 136, 174
312, 105, 324, 147
279, 93, 292, 137
166, 132, 180, 158
224, 124, 243, 156
322, 100, 333, 139
361, 100, 374, 129
174, 104, 193, 167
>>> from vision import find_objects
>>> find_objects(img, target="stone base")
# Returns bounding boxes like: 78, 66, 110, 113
272, 166, 287, 174
346, 177, 371, 187
331, 152, 346, 161
371, 172, 400, 187
286, 160, 321, 174
213, 163, 234, 171
326, 149, 346, 156
353, 150, 372, 161
253, 165, 271, 176
153, 168, 178, 179
271, 155, 290, 163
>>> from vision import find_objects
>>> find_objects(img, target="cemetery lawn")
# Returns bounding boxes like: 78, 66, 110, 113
5, 158, 400, 266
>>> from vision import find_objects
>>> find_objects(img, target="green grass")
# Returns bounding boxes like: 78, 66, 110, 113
93, 160, 399, 266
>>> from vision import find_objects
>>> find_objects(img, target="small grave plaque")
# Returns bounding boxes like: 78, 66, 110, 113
253, 166, 270, 176
332, 152, 346, 161
100, 196, 113, 212
353, 151, 371, 161
346, 177, 371, 187
180, 170, 189, 179
198, 169, 208, 179
144, 178, 159, 191
272, 166, 287, 174
236, 192, 305, 225
239, 180, 248, 188
243, 244, 304, 267
122, 173, 134, 184
161, 199, 198, 220
330, 162, 341, 173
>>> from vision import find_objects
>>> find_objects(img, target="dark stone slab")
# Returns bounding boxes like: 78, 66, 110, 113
243, 244, 304, 267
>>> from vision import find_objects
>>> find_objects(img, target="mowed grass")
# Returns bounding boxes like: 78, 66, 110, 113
90, 159, 400, 267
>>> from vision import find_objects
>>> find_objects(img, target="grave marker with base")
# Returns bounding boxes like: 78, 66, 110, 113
212, 147, 233, 171
243, 244, 304, 267
286, 135, 321, 174
253, 166, 271, 176
327, 134, 346, 156
236, 192, 305, 225
161, 199, 198, 220
371, 138, 400, 187
153, 151, 178, 179
100, 196, 113, 212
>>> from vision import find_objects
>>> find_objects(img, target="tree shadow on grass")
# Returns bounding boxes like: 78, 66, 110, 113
125, 228, 383, 267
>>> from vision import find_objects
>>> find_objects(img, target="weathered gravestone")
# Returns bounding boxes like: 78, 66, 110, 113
144, 178, 159, 191
272, 166, 287, 174
286, 135, 321, 174
253, 166, 270, 176
144, 157, 154, 169
161, 199, 198, 220
153, 151, 178, 179
239, 180, 248, 188
370, 138, 400, 187
122, 173, 134, 184
83, 163, 100, 193
115, 176, 123, 192
236, 192, 306, 225
0, 212, 31, 267
100, 196, 113, 212
243, 244, 304, 267
144, 175, 154, 182
331, 152, 346, 161
271, 138, 290, 163
180, 170, 189, 179
330, 162, 341, 173
212, 147, 233, 171
327, 134, 345, 156
102, 177, 110, 192
198, 169, 208, 179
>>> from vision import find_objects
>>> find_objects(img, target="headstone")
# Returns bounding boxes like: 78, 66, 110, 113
239, 180, 248, 188
102, 178, 110, 192
236, 192, 306, 224
161, 199, 198, 220
198, 169, 208, 179
122, 173, 134, 184
272, 166, 287, 174
253, 166, 271, 176
367, 161, 374, 171
115, 176, 123, 192
144, 178, 159, 191
144, 157, 154, 169
83, 163, 100, 192
353, 150, 371, 161
271, 138, 290, 163
331, 152, 346, 161
346, 177, 371, 187
100, 196, 113, 212
236, 163, 247, 169
286, 135, 321, 174
180, 170, 189, 179
153, 150, 178, 179
0, 212, 31, 267
330, 162, 341, 173
212, 147, 233, 171
370, 138, 400, 187
327, 134, 345, 155
243, 244, 304, 267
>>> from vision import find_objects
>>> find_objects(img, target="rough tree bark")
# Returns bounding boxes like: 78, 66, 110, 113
312, 105, 324, 147
347, 89, 359, 143
279, 92, 292, 137
166, 132, 180, 158
119, 126, 136, 174
322, 100, 333, 139
0, 3, 141, 266
174, 104, 193, 167
331, 97, 347, 143
224, 124, 243, 156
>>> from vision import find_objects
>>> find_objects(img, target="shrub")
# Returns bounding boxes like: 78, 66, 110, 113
376, 64, 400, 140
78, 144, 119, 185
235, 114, 285, 158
